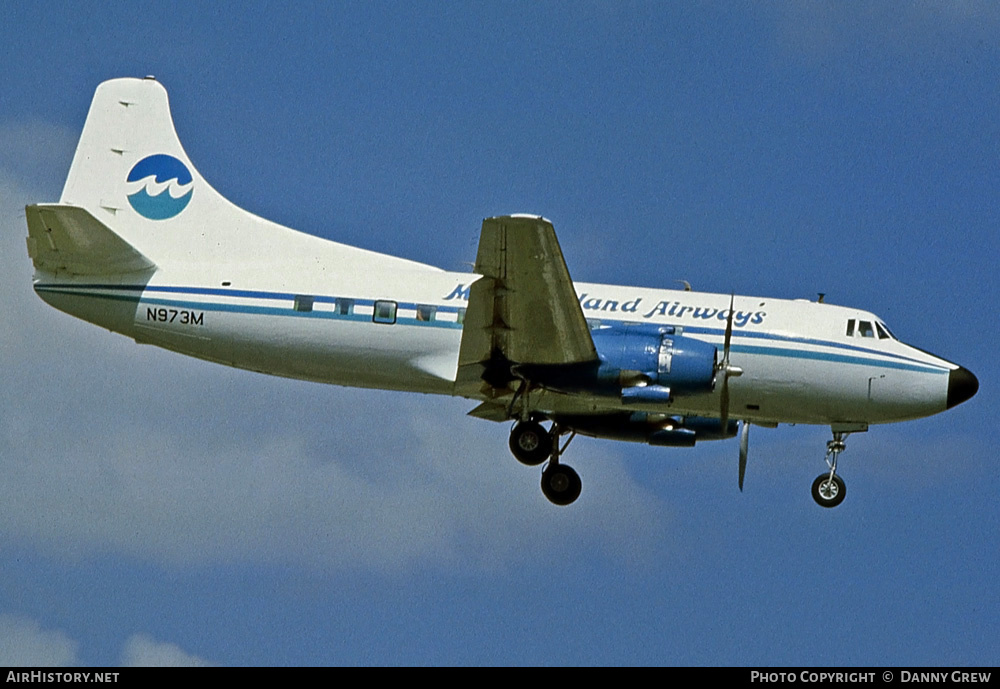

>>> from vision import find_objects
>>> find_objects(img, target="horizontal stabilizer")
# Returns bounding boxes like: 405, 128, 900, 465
25, 204, 155, 276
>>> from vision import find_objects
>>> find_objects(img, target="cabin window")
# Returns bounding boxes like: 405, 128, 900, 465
846, 319, 855, 337
373, 300, 397, 324
858, 321, 875, 338
416, 305, 436, 322
877, 321, 895, 340
336, 298, 354, 315
456, 308, 466, 324
293, 295, 314, 313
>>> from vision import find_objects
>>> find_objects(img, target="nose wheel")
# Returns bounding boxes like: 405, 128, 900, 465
811, 473, 846, 507
811, 432, 848, 508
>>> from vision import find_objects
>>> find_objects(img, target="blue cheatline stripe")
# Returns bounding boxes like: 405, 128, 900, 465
34, 283, 947, 372
33, 283, 465, 314
730, 344, 946, 375
137, 296, 465, 329
679, 324, 938, 370
35, 284, 464, 331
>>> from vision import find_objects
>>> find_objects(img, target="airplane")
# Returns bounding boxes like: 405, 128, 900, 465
24, 77, 978, 508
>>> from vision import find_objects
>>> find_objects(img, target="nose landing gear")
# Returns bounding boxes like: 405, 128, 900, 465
811, 432, 849, 508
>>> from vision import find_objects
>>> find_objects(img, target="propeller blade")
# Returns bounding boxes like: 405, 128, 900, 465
720, 294, 748, 483
738, 421, 750, 491
719, 293, 736, 429
723, 293, 735, 364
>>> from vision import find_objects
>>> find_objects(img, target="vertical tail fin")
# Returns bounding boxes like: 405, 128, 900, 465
61, 77, 185, 211
61, 78, 207, 258
54, 77, 439, 273
58, 77, 302, 265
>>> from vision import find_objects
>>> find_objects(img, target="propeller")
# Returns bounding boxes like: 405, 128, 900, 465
716, 294, 748, 490
717, 294, 744, 431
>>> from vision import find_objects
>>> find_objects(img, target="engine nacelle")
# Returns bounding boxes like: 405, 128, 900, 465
556, 412, 737, 446
591, 323, 717, 399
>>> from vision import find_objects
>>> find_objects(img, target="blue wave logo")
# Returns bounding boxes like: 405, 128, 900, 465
126, 154, 194, 220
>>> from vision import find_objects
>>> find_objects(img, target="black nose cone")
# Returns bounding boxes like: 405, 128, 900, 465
947, 366, 979, 409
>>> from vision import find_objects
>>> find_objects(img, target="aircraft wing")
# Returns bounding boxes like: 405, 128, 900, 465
25, 204, 155, 276
456, 215, 598, 401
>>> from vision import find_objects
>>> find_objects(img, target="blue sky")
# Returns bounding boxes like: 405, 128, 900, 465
0, 2, 996, 666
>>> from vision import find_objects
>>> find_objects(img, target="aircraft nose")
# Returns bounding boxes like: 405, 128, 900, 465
947, 366, 979, 409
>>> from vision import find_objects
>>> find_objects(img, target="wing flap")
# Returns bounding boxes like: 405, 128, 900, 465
25, 204, 155, 276
466, 400, 512, 422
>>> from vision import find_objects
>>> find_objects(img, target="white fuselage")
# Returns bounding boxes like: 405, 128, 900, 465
34, 257, 955, 428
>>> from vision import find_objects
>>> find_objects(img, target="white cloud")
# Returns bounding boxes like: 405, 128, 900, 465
121, 634, 214, 667
0, 616, 78, 667
0, 373, 665, 570
0, 616, 214, 668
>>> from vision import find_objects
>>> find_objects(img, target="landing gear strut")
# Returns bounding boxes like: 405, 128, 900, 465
811, 432, 848, 508
509, 420, 581, 506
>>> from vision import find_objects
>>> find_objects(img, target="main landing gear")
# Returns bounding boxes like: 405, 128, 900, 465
811, 431, 849, 508
508, 420, 550, 466
510, 419, 581, 506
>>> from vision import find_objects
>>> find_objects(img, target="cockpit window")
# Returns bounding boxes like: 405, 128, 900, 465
847, 318, 893, 340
